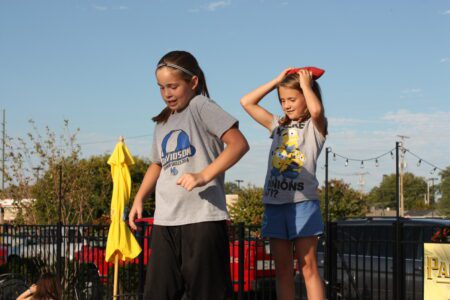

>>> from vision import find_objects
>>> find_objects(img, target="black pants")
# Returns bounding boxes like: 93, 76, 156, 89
143, 221, 232, 300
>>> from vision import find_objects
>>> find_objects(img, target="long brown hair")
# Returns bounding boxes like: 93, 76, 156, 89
33, 273, 61, 300
276, 73, 324, 127
152, 51, 210, 124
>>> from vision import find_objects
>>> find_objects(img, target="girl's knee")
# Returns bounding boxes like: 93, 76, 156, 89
300, 258, 319, 280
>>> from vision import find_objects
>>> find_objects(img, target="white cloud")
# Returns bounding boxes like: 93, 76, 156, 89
207, 0, 231, 11
92, 5, 108, 11
189, 0, 231, 13
400, 88, 423, 99
329, 117, 378, 127
237, 110, 450, 191
441, 57, 449, 63
401, 88, 422, 94
92, 5, 128, 11
442, 10, 450, 15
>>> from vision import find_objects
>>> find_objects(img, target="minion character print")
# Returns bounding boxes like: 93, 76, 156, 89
271, 127, 305, 179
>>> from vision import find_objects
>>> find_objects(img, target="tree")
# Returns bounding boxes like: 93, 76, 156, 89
228, 186, 264, 226
438, 167, 450, 217
1, 120, 152, 224
366, 172, 428, 210
319, 179, 367, 221
224, 181, 239, 194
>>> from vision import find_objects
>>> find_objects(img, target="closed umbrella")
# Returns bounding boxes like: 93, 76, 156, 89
105, 137, 141, 297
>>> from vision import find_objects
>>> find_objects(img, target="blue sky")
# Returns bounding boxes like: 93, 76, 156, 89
1, 0, 449, 192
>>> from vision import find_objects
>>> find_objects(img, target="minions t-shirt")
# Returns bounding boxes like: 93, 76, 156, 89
262, 116, 326, 204
151, 95, 238, 225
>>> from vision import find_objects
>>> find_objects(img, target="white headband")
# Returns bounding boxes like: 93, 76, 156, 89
157, 63, 194, 76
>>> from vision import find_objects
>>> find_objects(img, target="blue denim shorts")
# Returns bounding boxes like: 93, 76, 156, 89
261, 200, 324, 240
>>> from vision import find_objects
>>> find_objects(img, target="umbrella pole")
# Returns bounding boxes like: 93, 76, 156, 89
114, 253, 119, 298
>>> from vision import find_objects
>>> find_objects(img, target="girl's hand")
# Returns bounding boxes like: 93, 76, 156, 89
177, 173, 207, 191
298, 69, 313, 90
275, 67, 294, 84
128, 198, 144, 231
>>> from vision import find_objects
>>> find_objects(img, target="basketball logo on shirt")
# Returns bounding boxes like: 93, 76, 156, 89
161, 129, 196, 173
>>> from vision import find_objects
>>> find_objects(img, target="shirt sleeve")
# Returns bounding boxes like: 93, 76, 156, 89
269, 115, 280, 138
150, 126, 161, 164
198, 97, 238, 139
311, 117, 327, 144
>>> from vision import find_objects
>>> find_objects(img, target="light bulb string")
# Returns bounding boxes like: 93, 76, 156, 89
330, 148, 396, 163
403, 148, 445, 173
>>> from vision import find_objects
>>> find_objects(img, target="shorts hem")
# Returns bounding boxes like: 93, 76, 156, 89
288, 230, 324, 240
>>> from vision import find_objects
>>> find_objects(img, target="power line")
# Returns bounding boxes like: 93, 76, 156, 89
79, 134, 152, 146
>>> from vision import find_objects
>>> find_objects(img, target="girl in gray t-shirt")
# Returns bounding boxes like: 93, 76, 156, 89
128, 51, 249, 300
241, 67, 327, 300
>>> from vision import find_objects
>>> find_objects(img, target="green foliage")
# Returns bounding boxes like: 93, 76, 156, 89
366, 172, 427, 210
438, 167, 450, 217
224, 181, 239, 194
228, 186, 264, 226
319, 179, 367, 221
2, 120, 152, 224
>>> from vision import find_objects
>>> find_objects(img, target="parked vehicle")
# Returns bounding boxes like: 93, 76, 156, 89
329, 217, 450, 300
6, 226, 87, 265
74, 218, 277, 294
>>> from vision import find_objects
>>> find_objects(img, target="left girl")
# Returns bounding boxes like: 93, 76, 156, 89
129, 50, 249, 300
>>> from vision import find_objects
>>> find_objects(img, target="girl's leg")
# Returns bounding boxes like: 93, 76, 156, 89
271, 238, 295, 300
143, 226, 185, 300
294, 236, 324, 300
181, 221, 232, 300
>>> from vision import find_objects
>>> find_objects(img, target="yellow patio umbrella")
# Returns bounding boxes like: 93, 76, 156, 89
105, 137, 142, 297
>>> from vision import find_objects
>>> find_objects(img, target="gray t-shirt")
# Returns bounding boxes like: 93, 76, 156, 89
151, 95, 238, 225
262, 116, 326, 204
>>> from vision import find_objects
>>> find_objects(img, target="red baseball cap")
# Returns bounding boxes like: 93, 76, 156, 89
286, 67, 325, 80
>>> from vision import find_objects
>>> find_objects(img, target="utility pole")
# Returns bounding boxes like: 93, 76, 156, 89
1, 109, 5, 191
32, 166, 43, 182
235, 179, 243, 191
357, 172, 369, 199
397, 135, 409, 217
428, 177, 438, 205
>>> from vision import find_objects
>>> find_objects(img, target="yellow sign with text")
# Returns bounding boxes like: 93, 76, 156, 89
424, 243, 450, 300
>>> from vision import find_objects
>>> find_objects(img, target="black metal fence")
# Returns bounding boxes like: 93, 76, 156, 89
0, 219, 449, 300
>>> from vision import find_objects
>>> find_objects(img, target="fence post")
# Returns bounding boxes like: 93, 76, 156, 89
56, 164, 63, 281
324, 147, 331, 299
137, 221, 146, 300
237, 222, 245, 300
394, 141, 404, 300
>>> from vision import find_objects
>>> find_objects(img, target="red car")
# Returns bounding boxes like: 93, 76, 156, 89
75, 218, 276, 293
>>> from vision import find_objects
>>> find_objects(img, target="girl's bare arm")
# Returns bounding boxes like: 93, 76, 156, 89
129, 162, 161, 230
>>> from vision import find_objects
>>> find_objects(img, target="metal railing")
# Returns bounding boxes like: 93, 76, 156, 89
1, 219, 449, 299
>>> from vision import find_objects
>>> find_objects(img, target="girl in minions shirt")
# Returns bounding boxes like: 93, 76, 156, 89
241, 67, 327, 300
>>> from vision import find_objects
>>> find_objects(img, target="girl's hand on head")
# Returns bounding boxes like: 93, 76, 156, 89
298, 69, 313, 90
275, 67, 295, 84
176, 173, 207, 191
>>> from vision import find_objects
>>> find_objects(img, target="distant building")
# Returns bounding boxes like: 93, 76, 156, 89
366, 206, 444, 218
226, 194, 239, 211
0, 198, 35, 222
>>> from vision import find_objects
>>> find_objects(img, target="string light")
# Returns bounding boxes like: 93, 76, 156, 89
329, 148, 395, 169
328, 147, 448, 177
404, 149, 446, 175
